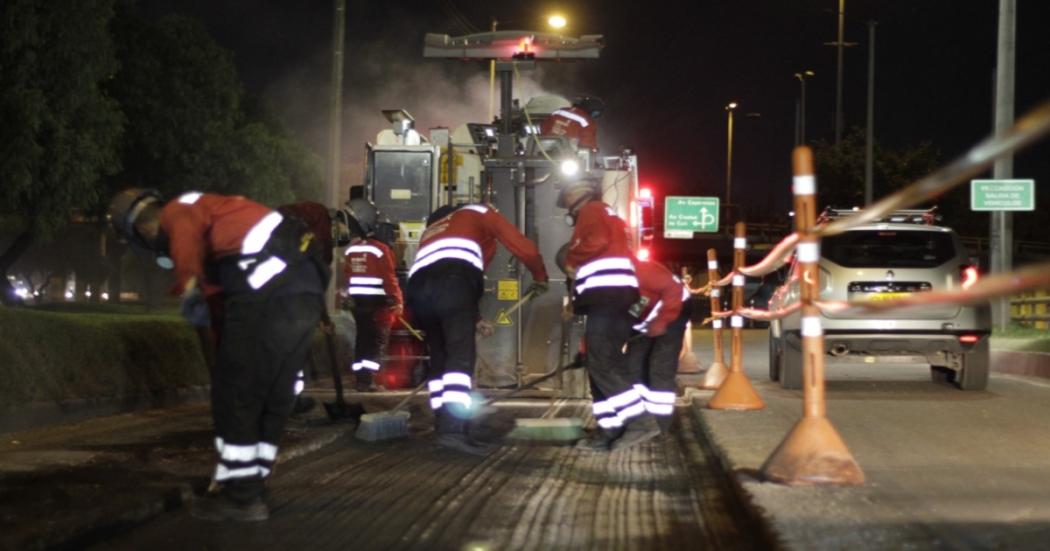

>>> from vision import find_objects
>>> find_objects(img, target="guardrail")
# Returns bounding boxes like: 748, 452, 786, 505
693, 97, 1050, 486
1011, 291, 1050, 329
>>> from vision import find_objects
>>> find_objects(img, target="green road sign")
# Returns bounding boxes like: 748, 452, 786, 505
971, 179, 1035, 211
664, 196, 719, 238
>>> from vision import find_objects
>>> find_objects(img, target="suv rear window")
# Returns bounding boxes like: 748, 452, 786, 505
823, 230, 956, 268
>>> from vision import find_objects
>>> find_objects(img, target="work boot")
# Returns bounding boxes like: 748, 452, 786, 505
574, 427, 620, 452
190, 493, 269, 522
435, 410, 492, 456
611, 414, 661, 451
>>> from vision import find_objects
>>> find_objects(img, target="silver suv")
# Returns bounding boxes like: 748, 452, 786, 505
768, 209, 991, 390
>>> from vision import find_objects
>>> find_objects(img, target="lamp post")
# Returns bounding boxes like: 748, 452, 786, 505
794, 71, 815, 145
725, 102, 738, 206
488, 14, 568, 121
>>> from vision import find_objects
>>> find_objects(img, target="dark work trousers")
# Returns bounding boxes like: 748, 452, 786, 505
579, 287, 641, 432
406, 261, 482, 428
350, 296, 394, 378
627, 300, 694, 431
212, 291, 322, 504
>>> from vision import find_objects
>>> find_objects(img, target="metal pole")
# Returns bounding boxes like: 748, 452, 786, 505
835, 0, 845, 144
864, 21, 876, 206
725, 106, 735, 206
327, 0, 346, 311
991, 0, 1016, 330
488, 19, 497, 123
801, 76, 808, 144
794, 99, 801, 147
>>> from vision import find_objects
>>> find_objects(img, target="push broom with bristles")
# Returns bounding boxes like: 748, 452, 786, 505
355, 317, 428, 442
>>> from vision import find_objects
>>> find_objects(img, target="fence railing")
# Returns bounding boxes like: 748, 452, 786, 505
693, 97, 1050, 486
1011, 291, 1050, 329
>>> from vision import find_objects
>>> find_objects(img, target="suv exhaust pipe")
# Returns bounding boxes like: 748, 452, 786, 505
830, 344, 850, 357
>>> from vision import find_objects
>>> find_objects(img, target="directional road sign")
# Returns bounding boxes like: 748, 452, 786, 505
664, 196, 720, 238
971, 179, 1035, 211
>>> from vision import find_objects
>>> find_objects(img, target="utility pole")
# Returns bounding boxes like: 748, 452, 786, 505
864, 21, 876, 205
824, 0, 856, 144
326, 0, 346, 310
725, 102, 737, 206
795, 71, 814, 145
991, 0, 1016, 330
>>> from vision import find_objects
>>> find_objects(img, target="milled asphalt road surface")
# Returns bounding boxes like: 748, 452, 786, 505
689, 329, 1050, 550
89, 399, 768, 551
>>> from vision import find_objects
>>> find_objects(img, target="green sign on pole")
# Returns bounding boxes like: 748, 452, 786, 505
664, 196, 720, 238
971, 179, 1035, 211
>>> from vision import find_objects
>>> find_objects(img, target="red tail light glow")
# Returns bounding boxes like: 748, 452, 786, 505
637, 247, 651, 262
959, 334, 980, 344
960, 265, 979, 290
639, 187, 653, 199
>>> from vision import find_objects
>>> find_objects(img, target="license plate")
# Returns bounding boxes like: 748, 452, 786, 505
869, 292, 911, 301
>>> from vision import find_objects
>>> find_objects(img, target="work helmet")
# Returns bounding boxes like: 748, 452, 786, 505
342, 198, 381, 238
107, 188, 173, 269
573, 96, 604, 120
556, 178, 601, 210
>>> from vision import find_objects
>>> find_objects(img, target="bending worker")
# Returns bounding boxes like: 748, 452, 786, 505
407, 203, 549, 453
108, 189, 328, 522
341, 198, 403, 391
559, 180, 651, 451
627, 259, 692, 438
540, 96, 604, 151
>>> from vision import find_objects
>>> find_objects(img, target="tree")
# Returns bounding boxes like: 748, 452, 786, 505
0, 0, 124, 305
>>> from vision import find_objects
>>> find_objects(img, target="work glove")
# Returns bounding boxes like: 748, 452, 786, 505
526, 280, 549, 298
179, 288, 211, 328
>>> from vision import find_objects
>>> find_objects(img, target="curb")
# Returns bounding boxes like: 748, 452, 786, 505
683, 398, 785, 550
991, 349, 1050, 379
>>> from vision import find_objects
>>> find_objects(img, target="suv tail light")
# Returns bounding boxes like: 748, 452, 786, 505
960, 265, 979, 290
959, 334, 980, 344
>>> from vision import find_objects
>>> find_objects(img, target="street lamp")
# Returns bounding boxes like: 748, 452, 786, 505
548, 14, 567, 29
725, 102, 738, 206
489, 15, 569, 120
794, 70, 814, 145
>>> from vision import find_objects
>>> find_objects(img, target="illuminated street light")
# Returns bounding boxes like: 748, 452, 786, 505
725, 102, 738, 206
548, 14, 567, 29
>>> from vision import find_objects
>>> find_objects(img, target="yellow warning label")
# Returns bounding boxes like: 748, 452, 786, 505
497, 279, 519, 301
495, 309, 513, 326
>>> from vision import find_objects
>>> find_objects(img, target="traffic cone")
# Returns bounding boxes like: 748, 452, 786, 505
760, 416, 865, 485
700, 360, 728, 389
707, 370, 764, 410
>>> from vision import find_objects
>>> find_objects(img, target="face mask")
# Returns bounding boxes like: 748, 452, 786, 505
564, 213, 576, 227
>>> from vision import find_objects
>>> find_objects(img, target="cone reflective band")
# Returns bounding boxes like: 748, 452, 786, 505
712, 288, 720, 298
713, 319, 723, 329
801, 316, 823, 337
797, 242, 820, 263
708, 260, 718, 270
731, 316, 744, 328
793, 174, 816, 196
732, 274, 745, 287
734, 237, 747, 249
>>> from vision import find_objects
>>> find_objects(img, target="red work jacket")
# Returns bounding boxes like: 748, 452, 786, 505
344, 238, 402, 305
565, 201, 638, 296
632, 261, 687, 336
540, 106, 598, 150
409, 204, 548, 282
159, 192, 278, 296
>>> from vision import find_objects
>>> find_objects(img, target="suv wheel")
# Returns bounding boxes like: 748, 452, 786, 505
780, 337, 803, 390
768, 332, 781, 382
957, 340, 990, 391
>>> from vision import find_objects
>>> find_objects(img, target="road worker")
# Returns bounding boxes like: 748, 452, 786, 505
627, 259, 692, 438
407, 203, 549, 453
341, 198, 403, 391
108, 189, 328, 522
540, 96, 604, 151
558, 179, 652, 451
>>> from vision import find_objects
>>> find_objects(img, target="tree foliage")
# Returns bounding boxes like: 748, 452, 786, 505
108, 6, 322, 206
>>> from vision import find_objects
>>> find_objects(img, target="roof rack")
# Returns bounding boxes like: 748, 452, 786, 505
818, 206, 941, 225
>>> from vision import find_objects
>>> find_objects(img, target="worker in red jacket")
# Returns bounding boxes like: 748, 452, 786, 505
559, 179, 650, 451
108, 189, 328, 522
407, 203, 549, 453
627, 260, 693, 438
341, 198, 403, 391
540, 96, 603, 151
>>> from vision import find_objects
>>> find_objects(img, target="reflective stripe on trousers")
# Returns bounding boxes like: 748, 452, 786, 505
428, 372, 473, 410
213, 437, 279, 482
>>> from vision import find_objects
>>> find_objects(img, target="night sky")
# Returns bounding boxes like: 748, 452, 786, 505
141, 0, 1049, 230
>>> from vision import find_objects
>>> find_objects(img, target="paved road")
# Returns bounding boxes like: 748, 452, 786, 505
88, 399, 767, 550
689, 329, 1050, 550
